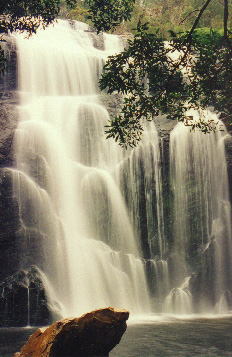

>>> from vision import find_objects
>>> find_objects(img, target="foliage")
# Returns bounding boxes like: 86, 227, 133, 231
107, 0, 231, 38
0, 0, 76, 35
100, 22, 185, 146
84, 0, 135, 33
190, 29, 232, 119
100, 21, 232, 147
0, 0, 231, 148
0, 0, 77, 74
66, 1, 89, 23
68, 0, 231, 37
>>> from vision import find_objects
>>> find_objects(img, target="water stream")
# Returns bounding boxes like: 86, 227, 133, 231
168, 111, 232, 313
11, 20, 152, 318
5, 20, 232, 321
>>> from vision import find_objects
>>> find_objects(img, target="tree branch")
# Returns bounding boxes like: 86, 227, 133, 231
224, 0, 228, 38
176, 0, 213, 68
179, 9, 201, 25
184, 0, 213, 46
223, 0, 232, 50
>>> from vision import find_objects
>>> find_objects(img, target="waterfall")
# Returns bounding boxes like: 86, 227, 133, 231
11, 20, 151, 318
169, 110, 232, 313
4, 20, 232, 321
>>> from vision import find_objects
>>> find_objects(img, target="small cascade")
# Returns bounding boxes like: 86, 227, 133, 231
146, 259, 170, 311
12, 20, 151, 319
80, 167, 139, 254
27, 285, 30, 326
118, 121, 165, 260
170, 110, 232, 313
215, 290, 232, 314
163, 277, 192, 314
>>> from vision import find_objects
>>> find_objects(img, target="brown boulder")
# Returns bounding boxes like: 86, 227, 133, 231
15, 307, 129, 357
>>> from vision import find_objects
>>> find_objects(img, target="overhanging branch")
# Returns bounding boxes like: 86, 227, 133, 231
179, 9, 201, 25
176, 0, 213, 67
223, 0, 232, 50
224, 0, 228, 38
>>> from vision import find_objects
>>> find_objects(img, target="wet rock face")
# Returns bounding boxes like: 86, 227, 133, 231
0, 91, 19, 166
0, 39, 21, 294
0, 35, 19, 166
0, 169, 21, 282
225, 135, 232, 204
0, 266, 52, 327
155, 116, 176, 249
0, 36, 17, 92
16, 307, 129, 357
0, 91, 20, 282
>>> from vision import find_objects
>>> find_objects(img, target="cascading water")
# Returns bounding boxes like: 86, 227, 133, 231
4, 19, 232, 322
118, 121, 165, 259
11, 20, 151, 318
167, 110, 232, 313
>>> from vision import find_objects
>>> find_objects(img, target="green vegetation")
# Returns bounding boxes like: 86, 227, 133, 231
137, 0, 229, 35
0, 0, 77, 33
68, 0, 231, 37
59, 0, 89, 22
99, 22, 232, 147
0, 0, 77, 73
0, 0, 231, 147
85, 0, 232, 147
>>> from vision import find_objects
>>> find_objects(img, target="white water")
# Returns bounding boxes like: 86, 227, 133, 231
119, 121, 165, 259
169, 110, 232, 313
163, 277, 192, 314
6, 20, 232, 320
12, 20, 151, 318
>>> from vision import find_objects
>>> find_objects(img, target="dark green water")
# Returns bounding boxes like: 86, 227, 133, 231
112, 316, 232, 357
1, 316, 232, 357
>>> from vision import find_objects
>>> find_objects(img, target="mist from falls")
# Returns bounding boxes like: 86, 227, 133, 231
10, 20, 232, 320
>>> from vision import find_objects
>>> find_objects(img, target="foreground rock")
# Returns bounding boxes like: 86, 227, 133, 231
15, 307, 129, 357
